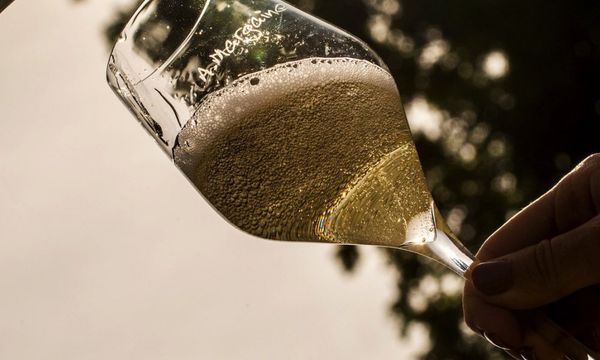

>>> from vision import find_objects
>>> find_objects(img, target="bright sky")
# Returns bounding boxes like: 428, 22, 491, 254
0, 1, 426, 359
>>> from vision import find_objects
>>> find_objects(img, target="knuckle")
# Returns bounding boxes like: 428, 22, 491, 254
556, 153, 600, 221
576, 153, 600, 171
532, 239, 563, 297
568, 153, 600, 180
586, 153, 600, 164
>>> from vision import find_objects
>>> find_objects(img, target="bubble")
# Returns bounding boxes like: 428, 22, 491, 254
174, 58, 424, 246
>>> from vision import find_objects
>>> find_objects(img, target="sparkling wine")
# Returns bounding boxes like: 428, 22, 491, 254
174, 57, 440, 248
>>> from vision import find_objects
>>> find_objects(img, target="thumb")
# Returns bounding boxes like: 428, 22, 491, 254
470, 214, 600, 309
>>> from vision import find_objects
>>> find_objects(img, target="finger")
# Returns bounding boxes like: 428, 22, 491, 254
521, 330, 572, 360
477, 153, 600, 261
547, 286, 600, 352
484, 314, 585, 360
564, 322, 600, 354
463, 281, 524, 349
464, 280, 590, 358
477, 183, 556, 261
529, 312, 590, 360
554, 153, 600, 233
471, 214, 600, 309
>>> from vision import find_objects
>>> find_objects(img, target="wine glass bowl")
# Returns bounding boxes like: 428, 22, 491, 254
107, 0, 472, 274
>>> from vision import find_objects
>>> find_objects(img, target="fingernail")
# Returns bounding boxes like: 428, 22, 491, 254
472, 260, 513, 296
520, 347, 536, 360
484, 332, 510, 350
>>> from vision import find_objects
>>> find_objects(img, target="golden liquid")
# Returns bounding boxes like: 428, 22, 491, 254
174, 58, 436, 247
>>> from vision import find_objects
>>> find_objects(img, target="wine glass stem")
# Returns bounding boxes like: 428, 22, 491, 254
417, 229, 476, 278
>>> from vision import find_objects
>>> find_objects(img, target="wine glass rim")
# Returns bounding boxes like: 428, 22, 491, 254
106, 0, 212, 86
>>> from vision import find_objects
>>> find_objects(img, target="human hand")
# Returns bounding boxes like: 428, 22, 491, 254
463, 153, 600, 359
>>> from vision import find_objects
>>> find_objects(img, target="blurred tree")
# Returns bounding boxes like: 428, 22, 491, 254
97, 0, 600, 358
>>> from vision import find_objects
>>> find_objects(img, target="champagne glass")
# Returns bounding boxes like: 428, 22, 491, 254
106, 1, 596, 358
